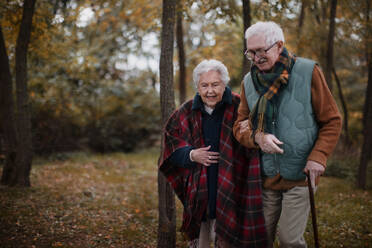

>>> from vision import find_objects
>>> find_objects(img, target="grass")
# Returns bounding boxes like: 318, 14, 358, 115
303, 177, 372, 248
0, 149, 371, 247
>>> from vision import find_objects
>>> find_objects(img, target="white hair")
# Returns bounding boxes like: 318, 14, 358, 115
245, 21, 285, 47
192, 59, 230, 88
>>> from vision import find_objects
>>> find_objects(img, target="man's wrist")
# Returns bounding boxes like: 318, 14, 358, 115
254, 132, 263, 146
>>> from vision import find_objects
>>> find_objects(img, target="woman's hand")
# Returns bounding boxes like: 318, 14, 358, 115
239, 119, 250, 134
190, 145, 220, 166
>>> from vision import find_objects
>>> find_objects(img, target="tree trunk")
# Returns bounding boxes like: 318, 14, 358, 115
13, 0, 36, 187
241, 0, 251, 79
158, 0, 177, 247
357, 55, 372, 189
332, 67, 350, 145
176, 5, 186, 104
0, 0, 36, 187
324, 0, 337, 91
312, 0, 321, 25
297, 0, 307, 55
357, 0, 372, 189
298, 0, 307, 36
311, 0, 327, 68
0, 26, 18, 186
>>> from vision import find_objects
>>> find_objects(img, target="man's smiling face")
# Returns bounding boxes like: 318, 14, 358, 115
246, 34, 283, 72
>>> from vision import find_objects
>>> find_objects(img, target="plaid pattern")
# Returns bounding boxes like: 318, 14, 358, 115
250, 47, 295, 134
159, 93, 267, 247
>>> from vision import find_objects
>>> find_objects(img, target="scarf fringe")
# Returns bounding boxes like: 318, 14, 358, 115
189, 239, 199, 248
188, 238, 225, 248
257, 113, 265, 133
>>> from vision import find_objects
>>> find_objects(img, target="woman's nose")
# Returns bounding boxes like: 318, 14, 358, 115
207, 86, 214, 92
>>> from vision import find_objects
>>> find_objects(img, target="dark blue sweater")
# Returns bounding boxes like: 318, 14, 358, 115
168, 87, 232, 219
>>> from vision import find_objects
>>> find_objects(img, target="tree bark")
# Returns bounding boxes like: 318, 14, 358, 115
241, 0, 251, 79
176, 4, 186, 104
357, 0, 372, 189
0, 26, 18, 186
13, 0, 36, 187
0, 0, 36, 187
312, 0, 321, 25
332, 67, 350, 145
297, 0, 307, 55
324, 0, 337, 91
158, 0, 177, 247
298, 0, 307, 36
357, 57, 372, 189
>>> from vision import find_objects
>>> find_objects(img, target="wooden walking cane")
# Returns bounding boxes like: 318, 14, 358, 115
307, 172, 320, 248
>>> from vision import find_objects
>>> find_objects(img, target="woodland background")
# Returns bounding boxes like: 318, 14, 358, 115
0, 0, 371, 247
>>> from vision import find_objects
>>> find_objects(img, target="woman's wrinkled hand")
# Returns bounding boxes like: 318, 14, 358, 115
190, 145, 220, 166
239, 119, 250, 134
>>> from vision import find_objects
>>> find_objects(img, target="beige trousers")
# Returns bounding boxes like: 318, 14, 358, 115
263, 186, 314, 248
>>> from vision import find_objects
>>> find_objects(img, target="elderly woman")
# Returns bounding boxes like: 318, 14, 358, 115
159, 59, 267, 248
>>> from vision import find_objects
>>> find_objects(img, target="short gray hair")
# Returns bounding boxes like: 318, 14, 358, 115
192, 59, 230, 88
245, 21, 285, 47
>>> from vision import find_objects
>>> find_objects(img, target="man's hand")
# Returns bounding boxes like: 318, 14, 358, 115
190, 146, 220, 166
254, 132, 284, 154
304, 160, 325, 189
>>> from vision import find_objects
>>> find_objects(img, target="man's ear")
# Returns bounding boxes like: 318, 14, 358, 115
277, 41, 284, 52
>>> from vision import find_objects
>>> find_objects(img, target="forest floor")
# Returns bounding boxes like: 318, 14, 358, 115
0, 148, 371, 248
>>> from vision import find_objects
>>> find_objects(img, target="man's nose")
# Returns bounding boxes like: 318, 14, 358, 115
253, 53, 261, 62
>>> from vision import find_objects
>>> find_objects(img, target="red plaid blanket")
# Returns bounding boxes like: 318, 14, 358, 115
159, 93, 267, 247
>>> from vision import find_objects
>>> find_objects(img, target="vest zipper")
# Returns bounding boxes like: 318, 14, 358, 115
272, 104, 279, 174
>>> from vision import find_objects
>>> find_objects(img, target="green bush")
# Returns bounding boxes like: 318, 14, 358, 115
326, 151, 372, 189
32, 101, 83, 154
325, 157, 358, 180
31, 80, 161, 155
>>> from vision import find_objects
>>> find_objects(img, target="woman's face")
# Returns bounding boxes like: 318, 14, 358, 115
197, 70, 225, 109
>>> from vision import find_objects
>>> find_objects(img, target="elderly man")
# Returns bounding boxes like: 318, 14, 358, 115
159, 59, 267, 247
233, 22, 342, 247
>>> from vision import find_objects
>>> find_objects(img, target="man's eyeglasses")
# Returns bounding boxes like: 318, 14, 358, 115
244, 42, 278, 61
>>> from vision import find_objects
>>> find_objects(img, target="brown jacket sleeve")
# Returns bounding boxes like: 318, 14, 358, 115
308, 65, 342, 167
233, 65, 342, 166
232, 83, 258, 149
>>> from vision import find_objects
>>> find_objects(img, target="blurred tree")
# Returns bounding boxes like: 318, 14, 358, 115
331, 0, 371, 147
325, 0, 337, 91
241, 0, 251, 79
357, 0, 372, 189
283, 0, 365, 146
158, 0, 177, 247
324, 0, 350, 144
333, 67, 350, 144
180, 0, 242, 88
22, 0, 162, 153
297, 0, 307, 55
0, 0, 36, 187
176, 1, 186, 104
0, 26, 18, 186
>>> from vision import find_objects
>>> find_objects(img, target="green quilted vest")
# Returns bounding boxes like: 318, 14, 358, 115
244, 57, 318, 181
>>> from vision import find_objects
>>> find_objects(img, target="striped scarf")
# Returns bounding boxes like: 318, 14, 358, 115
249, 47, 295, 134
